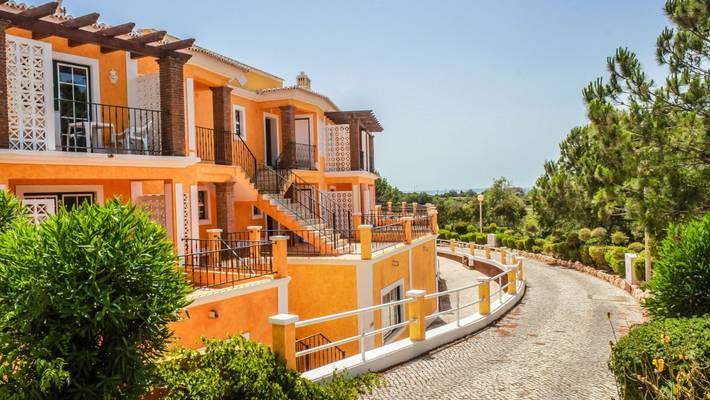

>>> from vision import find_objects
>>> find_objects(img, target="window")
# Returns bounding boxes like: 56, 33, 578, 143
198, 190, 209, 221
251, 205, 263, 219
54, 61, 92, 150
233, 105, 246, 140
381, 284, 404, 341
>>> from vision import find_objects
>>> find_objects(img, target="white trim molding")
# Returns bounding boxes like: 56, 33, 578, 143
0, 150, 200, 168
187, 277, 291, 308
15, 184, 105, 205
233, 104, 247, 141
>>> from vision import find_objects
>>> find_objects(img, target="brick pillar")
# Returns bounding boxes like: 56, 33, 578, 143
349, 116, 361, 170
215, 182, 235, 233
0, 21, 10, 149
158, 56, 187, 156
368, 133, 375, 172
211, 86, 232, 165
279, 105, 296, 168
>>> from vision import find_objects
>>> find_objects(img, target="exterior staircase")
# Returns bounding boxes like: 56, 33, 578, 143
223, 132, 351, 255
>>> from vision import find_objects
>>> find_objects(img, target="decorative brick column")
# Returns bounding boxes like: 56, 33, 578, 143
279, 105, 296, 168
0, 21, 10, 149
349, 116, 361, 170
215, 182, 235, 233
211, 86, 232, 164
158, 56, 188, 156
368, 133, 375, 172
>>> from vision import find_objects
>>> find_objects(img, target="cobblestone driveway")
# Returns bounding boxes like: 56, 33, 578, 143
362, 258, 644, 400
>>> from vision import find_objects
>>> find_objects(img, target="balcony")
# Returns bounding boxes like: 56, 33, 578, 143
276, 142, 317, 171
53, 99, 164, 155
195, 126, 258, 182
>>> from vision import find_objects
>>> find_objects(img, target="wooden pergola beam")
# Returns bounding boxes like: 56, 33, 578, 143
61, 12, 100, 28
157, 38, 195, 51
97, 22, 135, 37
19, 2, 58, 19
0, 10, 191, 60
133, 30, 166, 44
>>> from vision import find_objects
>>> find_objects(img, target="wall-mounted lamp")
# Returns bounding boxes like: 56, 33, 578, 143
208, 309, 220, 319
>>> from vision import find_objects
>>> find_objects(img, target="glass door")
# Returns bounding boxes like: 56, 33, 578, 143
54, 61, 91, 151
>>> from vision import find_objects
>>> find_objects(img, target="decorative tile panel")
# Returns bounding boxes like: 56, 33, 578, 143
136, 73, 160, 111
23, 197, 56, 224
135, 195, 167, 228
6, 36, 51, 151
326, 124, 350, 171
182, 193, 191, 240
330, 191, 354, 214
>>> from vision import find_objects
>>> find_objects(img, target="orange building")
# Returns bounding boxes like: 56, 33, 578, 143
0, 2, 437, 373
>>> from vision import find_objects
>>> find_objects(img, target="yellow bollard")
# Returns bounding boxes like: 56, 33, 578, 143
449, 240, 456, 252
430, 210, 439, 234
507, 268, 517, 295
499, 250, 507, 265
206, 228, 223, 268
469, 242, 475, 256
518, 258, 525, 281
485, 245, 491, 259
352, 213, 362, 241
247, 225, 262, 259
511, 254, 517, 265
478, 277, 490, 315
406, 290, 426, 341
269, 314, 299, 370
387, 201, 392, 213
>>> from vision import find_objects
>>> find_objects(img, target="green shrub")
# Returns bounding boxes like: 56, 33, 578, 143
566, 232, 581, 248
580, 245, 593, 265
633, 255, 646, 281
483, 223, 498, 233
0, 190, 27, 231
604, 246, 627, 275
451, 221, 468, 235
591, 227, 607, 238
503, 229, 516, 236
578, 228, 591, 241
627, 242, 644, 253
523, 236, 534, 251
645, 213, 710, 319
534, 238, 545, 246
460, 232, 476, 242
156, 336, 381, 400
588, 246, 609, 268
611, 231, 630, 246
609, 316, 710, 400
542, 241, 556, 256
466, 224, 476, 233
531, 245, 543, 253
0, 200, 191, 399
475, 233, 487, 245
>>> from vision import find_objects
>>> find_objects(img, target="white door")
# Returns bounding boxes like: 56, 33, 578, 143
23, 197, 57, 224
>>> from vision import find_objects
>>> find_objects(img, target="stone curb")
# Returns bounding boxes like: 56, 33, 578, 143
516, 250, 649, 304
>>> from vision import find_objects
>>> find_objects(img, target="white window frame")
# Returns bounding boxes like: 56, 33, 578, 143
233, 104, 247, 140
263, 112, 280, 166
251, 205, 263, 219
380, 278, 406, 343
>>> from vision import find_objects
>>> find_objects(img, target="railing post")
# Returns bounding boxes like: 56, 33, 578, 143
511, 253, 517, 265
359, 225, 372, 260
411, 202, 418, 216
387, 201, 392, 213
449, 239, 455, 252
484, 245, 491, 259
468, 242, 475, 256
269, 313, 299, 370
406, 289, 426, 341
374, 204, 382, 223
401, 201, 407, 215
517, 257, 525, 282
477, 277, 490, 316
402, 217, 413, 244
352, 212, 362, 241
206, 228, 223, 267
499, 249, 507, 265
248, 225, 262, 259
507, 268, 517, 295
272, 236, 289, 278
429, 209, 439, 234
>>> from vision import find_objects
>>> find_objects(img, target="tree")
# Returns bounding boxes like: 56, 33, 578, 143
482, 178, 526, 228
0, 200, 191, 399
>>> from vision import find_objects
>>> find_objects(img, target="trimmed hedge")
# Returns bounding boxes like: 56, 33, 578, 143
604, 246, 626, 275
609, 316, 710, 400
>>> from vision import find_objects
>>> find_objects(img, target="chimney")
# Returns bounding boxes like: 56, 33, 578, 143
296, 72, 311, 90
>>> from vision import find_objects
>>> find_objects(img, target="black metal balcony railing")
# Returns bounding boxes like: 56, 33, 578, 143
371, 221, 406, 253
296, 333, 346, 372
180, 238, 273, 289
275, 142, 316, 170
412, 214, 432, 239
55, 98, 163, 155
195, 126, 258, 184
227, 225, 355, 257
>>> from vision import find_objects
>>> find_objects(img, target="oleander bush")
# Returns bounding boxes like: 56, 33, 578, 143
644, 213, 710, 319
609, 316, 710, 400
0, 190, 27, 231
155, 336, 381, 400
0, 200, 191, 399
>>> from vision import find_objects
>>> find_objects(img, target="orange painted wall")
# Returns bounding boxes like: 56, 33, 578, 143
371, 250, 411, 347
235, 201, 264, 233
288, 263, 360, 355
411, 239, 438, 315
10, 179, 130, 203
170, 287, 279, 349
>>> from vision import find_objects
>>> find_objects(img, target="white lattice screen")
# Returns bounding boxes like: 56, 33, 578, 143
136, 73, 160, 111
326, 124, 350, 171
331, 191, 354, 214
23, 197, 56, 224
182, 193, 192, 240
6, 35, 54, 151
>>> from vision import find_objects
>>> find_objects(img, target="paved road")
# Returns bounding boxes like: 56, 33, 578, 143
362, 257, 644, 400
433, 257, 499, 325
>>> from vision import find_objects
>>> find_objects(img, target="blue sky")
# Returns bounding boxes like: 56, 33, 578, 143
68, 1, 669, 191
